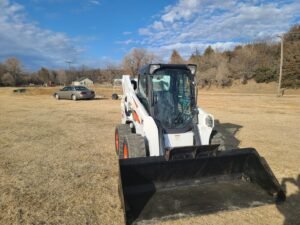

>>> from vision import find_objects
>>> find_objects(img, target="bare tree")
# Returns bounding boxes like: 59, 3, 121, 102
38, 67, 50, 85
122, 48, 158, 77
29, 73, 43, 85
229, 46, 259, 80
216, 61, 231, 87
4, 57, 22, 83
106, 63, 121, 83
169, 50, 185, 64
1, 72, 15, 86
281, 25, 300, 88
204, 46, 215, 56
56, 70, 67, 85
79, 65, 88, 78
5, 58, 21, 74
0, 63, 6, 85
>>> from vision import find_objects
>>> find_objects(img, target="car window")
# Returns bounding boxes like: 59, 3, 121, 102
75, 86, 89, 91
62, 87, 69, 91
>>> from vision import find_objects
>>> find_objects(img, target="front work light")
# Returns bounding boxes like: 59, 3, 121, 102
187, 64, 197, 75
205, 115, 214, 128
149, 64, 161, 74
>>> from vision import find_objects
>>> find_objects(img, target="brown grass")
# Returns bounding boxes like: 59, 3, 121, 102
200, 80, 300, 95
6, 85, 119, 97
0, 86, 299, 225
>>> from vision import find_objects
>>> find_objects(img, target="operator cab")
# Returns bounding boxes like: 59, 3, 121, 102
137, 64, 197, 133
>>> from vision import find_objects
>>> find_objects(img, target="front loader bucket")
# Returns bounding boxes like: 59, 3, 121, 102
119, 148, 285, 225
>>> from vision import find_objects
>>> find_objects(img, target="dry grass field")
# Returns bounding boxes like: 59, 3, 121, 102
0, 85, 299, 225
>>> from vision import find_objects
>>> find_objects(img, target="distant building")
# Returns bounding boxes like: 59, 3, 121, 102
72, 77, 94, 86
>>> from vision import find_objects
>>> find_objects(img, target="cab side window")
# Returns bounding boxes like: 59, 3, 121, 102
138, 74, 147, 98
137, 74, 149, 111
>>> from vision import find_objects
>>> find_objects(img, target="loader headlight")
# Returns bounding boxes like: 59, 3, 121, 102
187, 64, 197, 75
205, 115, 213, 127
149, 64, 160, 74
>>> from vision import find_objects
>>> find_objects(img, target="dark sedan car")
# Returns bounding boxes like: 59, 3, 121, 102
54, 86, 95, 100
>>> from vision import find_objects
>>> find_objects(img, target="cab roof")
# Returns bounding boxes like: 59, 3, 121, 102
139, 64, 196, 75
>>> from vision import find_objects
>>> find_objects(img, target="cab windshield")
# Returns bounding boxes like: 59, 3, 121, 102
152, 69, 194, 131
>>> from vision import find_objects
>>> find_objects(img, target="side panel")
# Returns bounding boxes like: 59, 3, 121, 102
121, 75, 160, 156
120, 92, 129, 124
197, 107, 214, 145
121, 75, 142, 125
164, 132, 194, 148
143, 117, 160, 156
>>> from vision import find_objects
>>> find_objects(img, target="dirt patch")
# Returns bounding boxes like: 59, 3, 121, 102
0, 87, 299, 225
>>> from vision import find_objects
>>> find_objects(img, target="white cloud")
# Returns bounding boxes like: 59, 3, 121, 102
122, 31, 132, 35
89, 0, 100, 5
0, 0, 84, 69
136, 0, 300, 58
162, 0, 201, 23
78, 56, 120, 69
138, 28, 152, 36
152, 21, 164, 30
116, 39, 135, 45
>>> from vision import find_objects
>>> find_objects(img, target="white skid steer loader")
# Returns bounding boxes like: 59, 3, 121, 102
115, 64, 285, 225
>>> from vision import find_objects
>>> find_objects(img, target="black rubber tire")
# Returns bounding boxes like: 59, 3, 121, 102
112, 93, 118, 100
121, 134, 146, 159
210, 130, 226, 151
115, 124, 131, 156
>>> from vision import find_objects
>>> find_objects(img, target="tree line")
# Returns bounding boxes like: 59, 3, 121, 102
0, 25, 299, 88
181, 25, 299, 88
0, 59, 125, 86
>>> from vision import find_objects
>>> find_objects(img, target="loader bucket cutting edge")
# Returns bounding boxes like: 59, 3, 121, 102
118, 148, 285, 225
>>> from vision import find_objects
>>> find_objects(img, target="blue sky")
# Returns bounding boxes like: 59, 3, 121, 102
0, 0, 299, 70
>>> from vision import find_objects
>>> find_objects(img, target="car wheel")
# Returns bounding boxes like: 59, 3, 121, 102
72, 94, 77, 101
112, 93, 118, 100
55, 94, 60, 100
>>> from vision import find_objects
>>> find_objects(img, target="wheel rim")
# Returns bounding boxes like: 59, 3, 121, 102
115, 131, 119, 153
56, 94, 59, 99
123, 143, 128, 159
72, 95, 76, 100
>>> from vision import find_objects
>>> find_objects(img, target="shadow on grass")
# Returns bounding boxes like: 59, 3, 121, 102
90, 96, 109, 100
277, 175, 300, 225
55, 97, 109, 101
211, 120, 243, 150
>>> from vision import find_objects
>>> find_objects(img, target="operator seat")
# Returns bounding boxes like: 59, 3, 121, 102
153, 90, 175, 127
